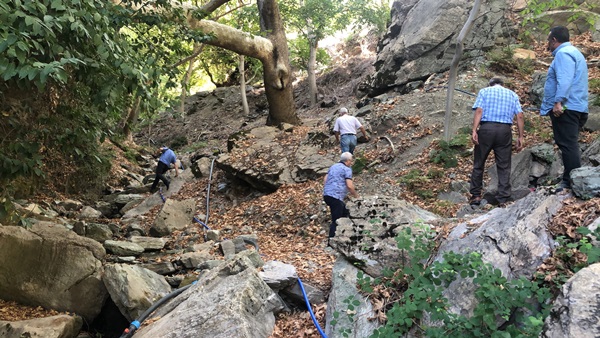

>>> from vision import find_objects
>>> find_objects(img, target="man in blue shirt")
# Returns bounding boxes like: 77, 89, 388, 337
469, 77, 524, 206
151, 146, 178, 192
541, 26, 589, 191
323, 152, 359, 241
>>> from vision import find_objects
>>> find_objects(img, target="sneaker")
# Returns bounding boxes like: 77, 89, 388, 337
551, 182, 570, 194
469, 195, 482, 206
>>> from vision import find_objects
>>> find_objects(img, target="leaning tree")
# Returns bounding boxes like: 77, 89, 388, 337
188, 0, 300, 125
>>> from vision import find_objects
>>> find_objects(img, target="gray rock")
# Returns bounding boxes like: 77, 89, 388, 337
531, 143, 557, 164
0, 224, 107, 322
325, 257, 380, 338
281, 280, 326, 307
370, 0, 508, 94
259, 261, 298, 290
0, 315, 83, 338
206, 230, 220, 242
141, 261, 176, 275
129, 236, 167, 251
198, 260, 224, 270
434, 191, 561, 319
150, 198, 196, 237
437, 191, 467, 204
134, 251, 284, 338
530, 71, 546, 105
85, 223, 113, 242
78, 206, 103, 219
103, 263, 172, 322
220, 239, 236, 259
180, 251, 214, 269
571, 166, 600, 199
541, 263, 600, 338
331, 195, 438, 278
487, 148, 533, 201
104, 240, 145, 256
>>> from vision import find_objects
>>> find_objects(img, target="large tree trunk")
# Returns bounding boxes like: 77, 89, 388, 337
257, 0, 299, 125
189, 0, 300, 125
307, 37, 318, 106
239, 54, 250, 115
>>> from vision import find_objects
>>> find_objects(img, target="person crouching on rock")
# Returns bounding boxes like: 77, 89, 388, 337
151, 146, 178, 192
323, 152, 359, 243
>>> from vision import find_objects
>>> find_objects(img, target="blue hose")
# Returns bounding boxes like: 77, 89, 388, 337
193, 216, 210, 230
298, 277, 328, 338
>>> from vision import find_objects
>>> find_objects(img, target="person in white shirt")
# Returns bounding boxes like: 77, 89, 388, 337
333, 107, 369, 154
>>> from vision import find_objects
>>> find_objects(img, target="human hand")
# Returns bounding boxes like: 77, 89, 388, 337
472, 131, 479, 145
552, 102, 564, 117
516, 137, 524, 151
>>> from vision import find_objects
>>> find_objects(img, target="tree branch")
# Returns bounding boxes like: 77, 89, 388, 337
189, 19, 273, 61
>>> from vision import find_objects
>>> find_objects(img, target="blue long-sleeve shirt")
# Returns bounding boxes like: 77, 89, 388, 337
540, 42, 588, 115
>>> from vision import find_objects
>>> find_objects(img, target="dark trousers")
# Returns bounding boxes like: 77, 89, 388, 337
550, 109, 588, 186
470, 122, 513, 202
151, 161, 170, 191
324, 195, 349, 238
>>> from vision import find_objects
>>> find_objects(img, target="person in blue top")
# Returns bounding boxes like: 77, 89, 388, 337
541, 26, 589, 192
151, 146, 178, 192
469, 77, 524, 206
323, 152, 359, 242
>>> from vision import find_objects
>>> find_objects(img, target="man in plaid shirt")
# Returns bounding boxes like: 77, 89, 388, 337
469, 77, 524, 206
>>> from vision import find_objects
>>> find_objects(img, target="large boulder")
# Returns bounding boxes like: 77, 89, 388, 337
0, 224, 107, 322
370, 0, 509, 95
217, 126, 335, 192
103, 264, 173, 322
134, 251, 283, 338
541, 263, 600, 337
330, 196, 439, 278
325, 257, 380, 338
150, 198, 196, 236
434, 191, 562, 318
0, 315, 83, 338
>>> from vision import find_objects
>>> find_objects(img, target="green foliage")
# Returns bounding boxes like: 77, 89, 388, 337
367, 226, 552, 337
399, 169, 429, 189
288, 38, 331, 70
486, 47, 534, 75
346, 0, 391, 35
0, 197, 31, 228
430, 128, 471, 168
520, 0, 596, 42
577, 227, 600, 264
170, 135, 188, 149
0, 0, 211, 195
352, 154, 369, 175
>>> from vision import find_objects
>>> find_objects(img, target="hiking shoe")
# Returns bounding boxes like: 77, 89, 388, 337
469, 195, 482, 206
551, 182, 570, 194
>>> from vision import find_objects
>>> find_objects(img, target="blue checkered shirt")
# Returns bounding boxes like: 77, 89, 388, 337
472, 85, 522, 124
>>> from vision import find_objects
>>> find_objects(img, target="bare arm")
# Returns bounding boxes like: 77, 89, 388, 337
516, 112, 525, 151
472, 107, 483, 145
359, 126, 369, 140
334, 131, 340, 143
346, 179, 358, 198
323, 174, 328, 185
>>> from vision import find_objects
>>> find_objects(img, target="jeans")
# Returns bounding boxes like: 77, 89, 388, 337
469, 122, 513, 202
324, 195, 349, 238
340, 134, 357, 154
550, 109, 588, 187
